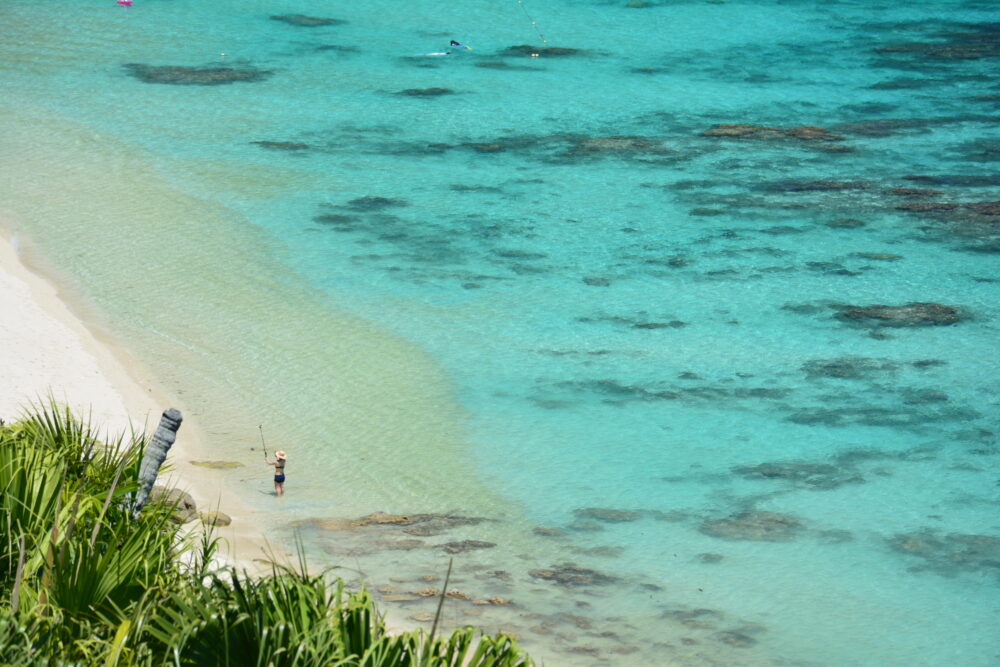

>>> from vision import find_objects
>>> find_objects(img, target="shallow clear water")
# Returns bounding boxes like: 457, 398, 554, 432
2, 0, 999, 663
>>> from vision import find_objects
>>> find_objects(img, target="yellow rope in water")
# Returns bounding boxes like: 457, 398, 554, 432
515, 0, 549, 53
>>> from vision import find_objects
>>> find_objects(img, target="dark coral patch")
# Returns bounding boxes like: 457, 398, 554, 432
124, 63, 272, 85
316, 44, 359, 54
573, 508, 642, 523
345, 196, 409, 210
699, 511, 802, 542
440, 540, 496, 554
567, 135, 669, 155
889, 530, 1000, 578
270, 14, 346, 27
252, 141, 310, 151
732, 462, 864, 490
499, 45, 585, 57
875, 23, 1000, 61
834, 303, 963, 327
802, 357, 899, 379
395, 87, 455, 97
529, 565, 618, 586
701, 124, 844, 142
762, 180, 870, 193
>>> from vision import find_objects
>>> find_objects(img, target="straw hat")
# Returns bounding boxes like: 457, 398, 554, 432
275, 450, 287, 460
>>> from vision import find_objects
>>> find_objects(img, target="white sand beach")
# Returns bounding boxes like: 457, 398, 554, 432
0, 223, 276, 571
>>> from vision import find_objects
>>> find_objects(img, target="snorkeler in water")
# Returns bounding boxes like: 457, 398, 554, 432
415, 40, 471, 57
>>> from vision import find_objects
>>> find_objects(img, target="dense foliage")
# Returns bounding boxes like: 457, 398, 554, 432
0, 403, 534, 666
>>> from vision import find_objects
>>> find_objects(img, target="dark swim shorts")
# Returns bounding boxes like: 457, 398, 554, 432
274, 474, 285, 483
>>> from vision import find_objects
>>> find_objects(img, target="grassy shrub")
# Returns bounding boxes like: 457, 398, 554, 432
0, 402, 535, 666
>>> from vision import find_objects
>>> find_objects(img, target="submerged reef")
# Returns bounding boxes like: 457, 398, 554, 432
761, 180, 870, 193
701, 124, 845, 142
251, 140, 310, 151
888, 530, 1000, 578
270, 14, 346, 27
529, 565, 618, 586
894, 198, 1000, 253
566, 135, 671, 156
440, 540, 496, 554
499, 45, 585, 57
343, 196, 410, 210
573, 508, 642, 523
395, 88, 455, 97
294, 511, 487, 534
699, 511, 803, 542
875, 22, 1000, 61
732, 461, 864, 491
124, 63, 272, 85
801, 357, 900, 379
834, 302, 963, 327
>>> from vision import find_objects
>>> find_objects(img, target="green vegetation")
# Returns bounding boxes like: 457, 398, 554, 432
0, 402, 534, 666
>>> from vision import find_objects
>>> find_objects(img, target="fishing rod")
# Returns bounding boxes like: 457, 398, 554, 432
258, 424, 268, 461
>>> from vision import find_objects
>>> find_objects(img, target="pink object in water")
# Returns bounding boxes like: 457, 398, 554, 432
117, 0, 133, 6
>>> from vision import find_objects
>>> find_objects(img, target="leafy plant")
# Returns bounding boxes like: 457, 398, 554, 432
0, 402, 535, 666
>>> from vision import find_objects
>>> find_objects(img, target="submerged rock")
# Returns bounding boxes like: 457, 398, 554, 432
573, 507, 642, 522
801, 357, 899, 379
500, 44, 584, 57
875, 23, 1000, 61
270, 14, 346, 27
571, 545, 624, 558
315, 44, 360, 54
733, 461, 864, 490
701, 124, 844, 142
345, 196, 409, 210
349, 511, 487, 531
885, 187, 943, 197
583, 276, 612, 286
888, 530, 1000, 577
834, 119, 926, 137
699, 511, 802, 542
763, 180, 870, 192
567, 135, 669, 155
852, 252, 902, 261
124, 63, 272, 85
663, 608, 722, 628
717, 631, 757, 648
251, 141, 310, 151
896, 202, 960, 213
834, 303, 963, 327
411, 587, 440, 597
440, 540, 496, 554
826, 218, 867, 229
470, 143, 505, 153
396, 87, 455, 97
529, 565, 618, 586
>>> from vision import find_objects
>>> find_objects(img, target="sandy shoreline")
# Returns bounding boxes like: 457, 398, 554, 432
0, 222, 278, 572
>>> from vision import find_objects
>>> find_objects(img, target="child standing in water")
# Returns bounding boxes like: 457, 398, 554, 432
266, 450, 287, 496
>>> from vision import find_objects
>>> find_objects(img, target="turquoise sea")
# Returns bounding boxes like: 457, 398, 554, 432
2, 0, 999, 663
